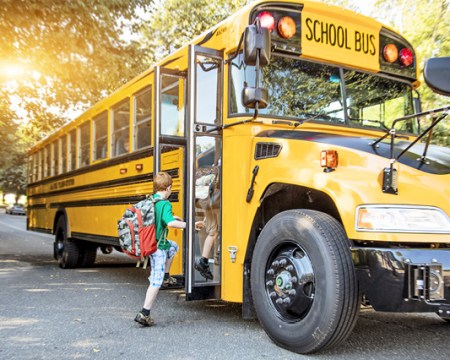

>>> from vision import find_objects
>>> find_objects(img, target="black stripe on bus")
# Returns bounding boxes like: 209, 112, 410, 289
27, 227, 52, 235
28, 204, 47, 209
26, 226, 119, 246
71, 232, 118, 246
47, 192, 180, 209
28, 168, 180, 201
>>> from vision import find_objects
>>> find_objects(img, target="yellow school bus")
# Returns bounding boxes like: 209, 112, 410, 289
27, 0, 450, 354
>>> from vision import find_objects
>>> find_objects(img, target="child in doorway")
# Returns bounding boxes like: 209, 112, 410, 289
135, 171, 201, 327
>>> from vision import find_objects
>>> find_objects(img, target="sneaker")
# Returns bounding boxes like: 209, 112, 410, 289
194, 257, 213, 280
134, 311, 155, 327
162, 276, 177, 287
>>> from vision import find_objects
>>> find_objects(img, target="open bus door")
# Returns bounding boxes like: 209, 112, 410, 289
153, 65, 188, 278
154, 45, 224, 300
186, 45, 224, 300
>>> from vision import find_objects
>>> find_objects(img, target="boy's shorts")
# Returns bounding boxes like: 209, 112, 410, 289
148, 240, 179, 287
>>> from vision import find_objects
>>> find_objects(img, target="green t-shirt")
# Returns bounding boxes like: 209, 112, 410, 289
153, 194, 175, 250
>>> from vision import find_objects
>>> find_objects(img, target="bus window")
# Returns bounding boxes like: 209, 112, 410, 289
27, 156, 32, 183
93, 111, 108, 160
61, 135, 67, 173
230, 55, 343, 122
52, 140, 59, 176
134, 87, 151, 150
68, 129, 76, 171
161, 76, 184, 136
343, 70, 416, 133
112, 100, 130, 156
79, 122, 91, 167
196, 55, 221, 124
194, 135, 221, 284
32, 153, 38, 182
45, 144, 51, 177
38, 150, 44, 180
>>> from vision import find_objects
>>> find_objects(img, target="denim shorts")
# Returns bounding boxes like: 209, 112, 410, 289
148, 240, 179, 287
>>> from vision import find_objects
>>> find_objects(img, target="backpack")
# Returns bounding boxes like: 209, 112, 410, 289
117, 195, 166, 259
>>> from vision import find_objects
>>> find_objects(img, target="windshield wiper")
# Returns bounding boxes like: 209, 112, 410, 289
371, 106, 449, 160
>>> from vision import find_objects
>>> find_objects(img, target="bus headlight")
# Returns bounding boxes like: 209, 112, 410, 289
356, 205, 450, 233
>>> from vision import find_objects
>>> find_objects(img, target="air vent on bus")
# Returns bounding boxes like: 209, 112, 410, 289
255, 142, 282, 160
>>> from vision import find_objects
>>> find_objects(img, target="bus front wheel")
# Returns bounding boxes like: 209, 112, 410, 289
54, 217, 80, 269
251, 209, 360, 354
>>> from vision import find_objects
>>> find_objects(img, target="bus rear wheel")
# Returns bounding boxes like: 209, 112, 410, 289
251, 209, 360, 354
77, 244, 97, 268
54, 217, 80, 269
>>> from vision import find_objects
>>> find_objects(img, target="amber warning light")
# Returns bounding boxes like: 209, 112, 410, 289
320, 150, 338, 172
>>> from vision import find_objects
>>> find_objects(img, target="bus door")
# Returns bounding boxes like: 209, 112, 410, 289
185, 45, 224, 300
154, 66, 187, 276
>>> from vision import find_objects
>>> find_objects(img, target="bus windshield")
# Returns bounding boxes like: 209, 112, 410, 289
230, 55, 417, 134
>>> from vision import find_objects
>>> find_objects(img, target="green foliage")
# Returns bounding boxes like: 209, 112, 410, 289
0, 0, 153, 195
139, 0, 249, 64
0, 154, 27, 200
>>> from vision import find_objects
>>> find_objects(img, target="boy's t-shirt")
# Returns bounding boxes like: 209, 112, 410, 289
153, 193, 175, 250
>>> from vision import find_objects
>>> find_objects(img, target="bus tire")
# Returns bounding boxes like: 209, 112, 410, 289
55, 217, 80, 269
77, 244, 97, 268
251, 209, 360, 354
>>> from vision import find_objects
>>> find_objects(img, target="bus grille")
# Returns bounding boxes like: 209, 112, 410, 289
255, 143, 282, 160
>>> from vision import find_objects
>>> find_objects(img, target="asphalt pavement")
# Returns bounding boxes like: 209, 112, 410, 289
0, 211, 448, 360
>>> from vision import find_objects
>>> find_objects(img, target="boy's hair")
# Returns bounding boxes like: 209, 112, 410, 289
154, 171, 173, 192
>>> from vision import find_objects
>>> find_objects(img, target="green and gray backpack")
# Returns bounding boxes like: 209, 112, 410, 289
117, 195, 166, 259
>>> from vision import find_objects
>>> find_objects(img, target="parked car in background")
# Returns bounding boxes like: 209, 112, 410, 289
5, 204, 26, 215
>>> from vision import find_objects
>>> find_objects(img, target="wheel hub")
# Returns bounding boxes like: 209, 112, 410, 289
265, 247, 315, 319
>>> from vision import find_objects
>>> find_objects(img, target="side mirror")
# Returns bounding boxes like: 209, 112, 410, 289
423, 57, 450, 96
243, 25, 271, 66
241, 21, 271, 116
242, 87, 268, 109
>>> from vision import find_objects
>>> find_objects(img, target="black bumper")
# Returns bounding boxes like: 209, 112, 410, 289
352, 247, 450, 318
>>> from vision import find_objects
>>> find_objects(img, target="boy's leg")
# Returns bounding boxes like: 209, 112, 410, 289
135, 250, 166, 326
163, 240, 179, 286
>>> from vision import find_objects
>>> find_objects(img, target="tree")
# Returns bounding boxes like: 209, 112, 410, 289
0, 0, 154, 196
139, 0, 249, 64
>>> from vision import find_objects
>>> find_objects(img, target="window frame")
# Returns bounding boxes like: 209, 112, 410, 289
133, 86, 152, 151
111, 98, 131, 157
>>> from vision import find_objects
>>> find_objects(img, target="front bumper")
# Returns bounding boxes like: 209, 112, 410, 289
352, 247, 450, 318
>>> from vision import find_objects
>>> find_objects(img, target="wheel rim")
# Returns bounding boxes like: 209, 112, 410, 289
55, 227, 66, 264
265, 243, 315, 321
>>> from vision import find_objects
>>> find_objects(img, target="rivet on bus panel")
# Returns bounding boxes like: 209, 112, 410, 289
120, 168, 127, 174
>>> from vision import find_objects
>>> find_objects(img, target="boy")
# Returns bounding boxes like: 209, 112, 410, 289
135, 171, 198, 327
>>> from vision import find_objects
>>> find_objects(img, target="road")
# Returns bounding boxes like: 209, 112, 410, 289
0, 211, 448, 360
